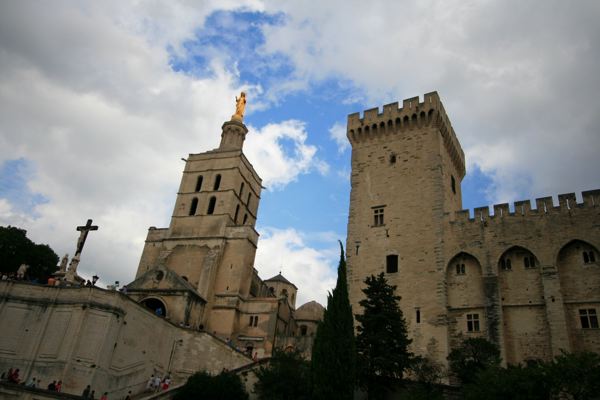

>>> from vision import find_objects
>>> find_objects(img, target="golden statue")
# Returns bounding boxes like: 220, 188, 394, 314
232, 91, 246, 121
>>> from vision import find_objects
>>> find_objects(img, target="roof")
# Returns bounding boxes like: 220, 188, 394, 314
294, 300, 325, 321
264, 273, 297, 289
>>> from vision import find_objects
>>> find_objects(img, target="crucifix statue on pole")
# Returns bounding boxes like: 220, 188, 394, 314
65, 219, 99, 282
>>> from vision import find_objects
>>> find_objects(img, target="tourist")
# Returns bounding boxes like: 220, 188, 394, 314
82, 385, 91, 399
89, 390, 96, 399
55, 380, 62, 392
27, 377, 37, 387
1, 368, 12, 381
8, 368, 20, 383
153, 375, 161, 392
47, 380, 56, 391
124, 390, 132, 400
100, 391, 108, 400
146, 374, 154, 391
162, 376, 171, 391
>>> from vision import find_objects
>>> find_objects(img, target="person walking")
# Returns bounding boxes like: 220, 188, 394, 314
82, 385, 91, 399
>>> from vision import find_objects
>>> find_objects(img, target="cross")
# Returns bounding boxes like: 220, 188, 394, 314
74, 219, 98, 257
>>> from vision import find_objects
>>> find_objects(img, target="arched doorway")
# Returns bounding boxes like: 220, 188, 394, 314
141, 298, 167, 318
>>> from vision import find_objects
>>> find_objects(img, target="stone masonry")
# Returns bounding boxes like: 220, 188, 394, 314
345, 91, 600, 369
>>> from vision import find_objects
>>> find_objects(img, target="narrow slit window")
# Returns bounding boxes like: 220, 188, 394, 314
234, 205, 240, 223
195, 176, 203, 192
456, 263, 465, 275
207, 196, 216, 215
243, 214, 248, 224
247, 192, 252, 207
583, 252, 590, 264
253, 316, 258, 327
239, 182, 244, 197
451, 175, 456, 194
189, 198, 198, 216
248, 316, 253, 326
416, 309, 421, 324
213, 174, 221, 191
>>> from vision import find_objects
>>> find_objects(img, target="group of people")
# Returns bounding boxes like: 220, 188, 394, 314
146, 374, 171, 392
1, 368, 61, 392
81, 385, 129, 400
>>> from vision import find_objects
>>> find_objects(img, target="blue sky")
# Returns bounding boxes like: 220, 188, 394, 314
1, 1, 599, 305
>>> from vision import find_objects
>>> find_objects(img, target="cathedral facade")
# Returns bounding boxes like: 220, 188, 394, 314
345, 92, 600, 369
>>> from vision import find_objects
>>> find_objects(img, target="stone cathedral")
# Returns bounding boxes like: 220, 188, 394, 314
345, 91, 600, 370
0, 96, 323, 399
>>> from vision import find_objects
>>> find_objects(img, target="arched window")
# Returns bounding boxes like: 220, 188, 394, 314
234, 204, 240, 223
281, 288, 288, 297
195, 176, 203, 192
207, 196, 216, 215
243, 214, 248, 224
300, 325, 308, 336
213, 174, 221, 191
189, 198, 198, 216
247, 192, 252, 206
239, 182, 245, 197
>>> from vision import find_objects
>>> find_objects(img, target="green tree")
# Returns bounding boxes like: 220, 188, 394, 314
255, 349, 311, 400
174, 370, 248, 400
0, 226, 58, 282
447, 337, 501, 384
311, 241, 356, 400
355, 272, 412, 400
464, 361, 550, 400
398, 356, 444, 400
548, 351, 600, 400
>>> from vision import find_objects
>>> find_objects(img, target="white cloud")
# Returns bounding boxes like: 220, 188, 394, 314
0, 2, 263, 287
245, 120, 329, 190
328, 121, 349, 153
259, 0, 600, 203
254, 227, 338, 306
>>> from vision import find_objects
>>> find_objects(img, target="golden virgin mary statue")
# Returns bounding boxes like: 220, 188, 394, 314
232, 92, 246, 121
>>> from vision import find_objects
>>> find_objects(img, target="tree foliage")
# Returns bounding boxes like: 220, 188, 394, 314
311, 242, 356, 400
254, 349, 311, 400
447, 337, 501, 384
0, 226, 58, 281
547, 351, 600, 400
464, 362, 550, 400
355, 272, 412, 399
174, 371, 248, 400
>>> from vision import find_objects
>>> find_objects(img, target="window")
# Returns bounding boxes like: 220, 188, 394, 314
373, 207, 385, 226
501, 258, 512, 271
390, 154, 396, 164
207, 196, 216, 215
239, 182, 244, 197
249, 315, 259, 327
451, 175, 456, 194
234, 205, 240, 223
524, 256, 536, 269
213, 174, 221, 191
386, 255, 398, 273
416, 309, 421, 324
195, 176, 203, 192
456, 263, 465, 275
583, 251, 596, 264
467, 313, 480, 332
247, 192, 252, 207
300, 325, 308, 336
580, 309, 599, 329
243, 214, 248, 224
189, 198, 198, 216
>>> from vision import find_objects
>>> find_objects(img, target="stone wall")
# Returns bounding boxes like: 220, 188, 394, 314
0, 281, 252, 399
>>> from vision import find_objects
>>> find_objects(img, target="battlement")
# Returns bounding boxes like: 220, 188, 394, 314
453, 189, 600, 223
347, 92, 465, 176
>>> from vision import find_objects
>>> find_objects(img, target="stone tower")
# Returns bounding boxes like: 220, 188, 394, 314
346, 92, 600, 371
345, 92, 465, 362
133, 118, 263, 337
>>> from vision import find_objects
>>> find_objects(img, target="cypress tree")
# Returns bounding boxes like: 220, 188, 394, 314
311, 241, 356, 400
356, 273, 412, 400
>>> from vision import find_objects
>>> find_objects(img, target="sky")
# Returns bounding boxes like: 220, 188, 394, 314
1, 1, 599, 306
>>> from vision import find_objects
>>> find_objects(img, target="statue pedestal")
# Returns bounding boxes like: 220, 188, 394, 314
219, 120, 248, 150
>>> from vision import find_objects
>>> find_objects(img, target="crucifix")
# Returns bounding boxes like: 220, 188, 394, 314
67, 219, 99, 276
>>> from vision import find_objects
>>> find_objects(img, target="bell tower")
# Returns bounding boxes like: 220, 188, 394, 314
133, 94, 263, 336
